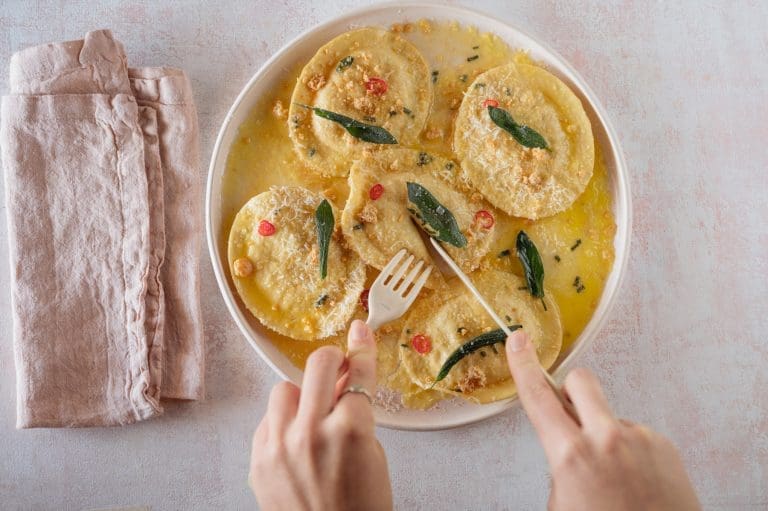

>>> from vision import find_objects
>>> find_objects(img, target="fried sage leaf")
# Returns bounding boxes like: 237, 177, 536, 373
488, 105, 549, 150
296, 104, 397, 144
516, 230, 547, 310
315, 199, 334, 279
406, 182, 467, 248
432, 325, 522, 385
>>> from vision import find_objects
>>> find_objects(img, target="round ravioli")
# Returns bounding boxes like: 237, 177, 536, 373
399, 269, 562, 403
228, 186, 366, 340
289, 28, 432, 177
454, 63, 594, 219
341, 148, 498, 289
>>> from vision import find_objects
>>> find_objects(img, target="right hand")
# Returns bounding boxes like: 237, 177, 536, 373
505, 330, 701, 511
249, 320, 392, 511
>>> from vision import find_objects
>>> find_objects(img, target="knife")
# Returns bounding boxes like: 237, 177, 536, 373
429, 237, 580, 424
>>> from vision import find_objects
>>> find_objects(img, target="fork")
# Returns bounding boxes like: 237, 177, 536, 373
365, 249, 432, 331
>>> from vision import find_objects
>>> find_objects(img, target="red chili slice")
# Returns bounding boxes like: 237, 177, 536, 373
360, 289, 370, 312
369, 183, 384, 200
258, 220, 276, 236
365, 77, 388, 96
411, 334, 432, 355
474, 210, 495, 229
482, 98, 499, 108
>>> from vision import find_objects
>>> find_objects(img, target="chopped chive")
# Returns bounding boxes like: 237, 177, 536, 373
400, 343, 409, 348
570, 239, 582, 251
308, 147, 316, 157
505, 315, 512, 322
431, 70, 439, 83
467, 55, 479, 62
444, 162, 454, 171
498, 249, 511, 258
336, 55, 353, 72
554, 254, 561, 262
459, 74, 468, 82
417, 152, 433, 166
472, 45, 479, 49
314, 294, 329, 307
473, 83, 486, 89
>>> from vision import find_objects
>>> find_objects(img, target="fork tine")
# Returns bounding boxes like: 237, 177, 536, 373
386, 254, 414, 288
402, 266, 432, 309
377, 249, 406, 285
394, 260, 424, 294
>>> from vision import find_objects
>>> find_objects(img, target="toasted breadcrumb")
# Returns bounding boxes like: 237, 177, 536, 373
424, 126, 443, 140
306, 74, 327, 91
390, 22, 413, 33
359, 203, 379, 224
272, 100, 287, 119
233, 258, 254, 278
457, 365, 487, 393
353, 95, 376, 114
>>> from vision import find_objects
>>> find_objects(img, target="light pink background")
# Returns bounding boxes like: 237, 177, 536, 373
0, 1, 766, 509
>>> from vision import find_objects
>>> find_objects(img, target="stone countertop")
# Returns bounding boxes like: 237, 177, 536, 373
1, 1, 766, 509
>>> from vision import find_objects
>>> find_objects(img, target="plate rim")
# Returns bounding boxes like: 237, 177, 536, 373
205, 1, 632, 431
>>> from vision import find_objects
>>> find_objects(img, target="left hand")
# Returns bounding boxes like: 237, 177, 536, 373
249, 320, 393, 511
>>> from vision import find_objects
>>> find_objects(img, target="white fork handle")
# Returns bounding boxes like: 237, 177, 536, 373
365, 316, 383, 333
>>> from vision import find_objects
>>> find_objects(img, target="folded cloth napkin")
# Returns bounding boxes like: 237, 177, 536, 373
0, 29, 204, 428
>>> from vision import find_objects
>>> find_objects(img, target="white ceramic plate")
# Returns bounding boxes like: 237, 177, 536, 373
206, 3, 631, 431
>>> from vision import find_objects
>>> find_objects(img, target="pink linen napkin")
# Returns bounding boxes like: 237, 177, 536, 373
0, 30, 204, 427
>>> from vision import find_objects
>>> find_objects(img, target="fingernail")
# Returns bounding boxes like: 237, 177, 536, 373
349, 320, 369, 345
507, 330, 528, 352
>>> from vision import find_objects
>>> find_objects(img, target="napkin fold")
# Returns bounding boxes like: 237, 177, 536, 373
1, 30, 204, 428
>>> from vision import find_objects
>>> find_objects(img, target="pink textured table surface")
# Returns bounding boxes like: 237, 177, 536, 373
0, 1, 766, 509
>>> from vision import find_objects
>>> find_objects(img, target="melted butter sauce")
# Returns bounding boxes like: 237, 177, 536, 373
221, 20, 615, 408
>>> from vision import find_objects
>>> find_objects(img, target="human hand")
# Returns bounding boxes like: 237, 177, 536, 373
249, 320, 392, 511
505, 330, 701, 511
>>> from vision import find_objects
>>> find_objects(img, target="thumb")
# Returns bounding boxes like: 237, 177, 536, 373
343, 320, 377, 396
505, 329, 540, 375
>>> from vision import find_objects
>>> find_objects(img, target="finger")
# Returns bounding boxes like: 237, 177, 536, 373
297, 345, 346, 423
253, 417, 269, 447
332, 358, 350, 401
267, 380, 301, 437
334, 320, 377, 419
505, 330, 579, 461
563, 368, 615, 432
618, 418, 655, 441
